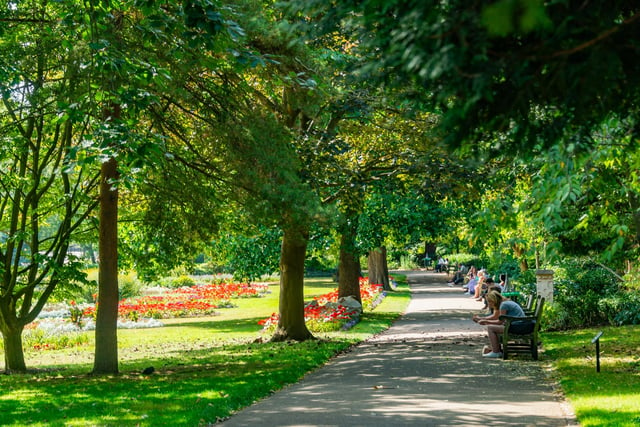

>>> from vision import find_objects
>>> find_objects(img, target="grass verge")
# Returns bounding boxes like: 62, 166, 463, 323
544, 325, 640, 427
0, 275, 410, 426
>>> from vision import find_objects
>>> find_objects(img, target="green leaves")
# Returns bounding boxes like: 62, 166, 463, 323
481, 0, 552, 36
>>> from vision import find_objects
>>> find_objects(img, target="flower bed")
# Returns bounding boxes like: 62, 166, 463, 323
259, 278, 385, 333
82, 281, 269, 321
27, 281, 270, 352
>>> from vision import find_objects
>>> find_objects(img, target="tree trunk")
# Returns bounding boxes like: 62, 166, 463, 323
512, 243, 529, 272
270, 224, 314, 342
91, 6, 124, 375
368, 246, 391, 291
0, 321, 26, 373
337, 225, 361, 303
424, 242, 437, 259
93, 156, 120, 374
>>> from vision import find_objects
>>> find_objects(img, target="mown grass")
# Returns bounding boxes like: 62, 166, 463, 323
0, 275, 411, 426
544, 325, 640, 427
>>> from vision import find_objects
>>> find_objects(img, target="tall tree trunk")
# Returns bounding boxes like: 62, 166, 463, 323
91, 6, 124, 375
93, 155, 120, 374
424, 242, 437, 259
0, 321, 26, 373
368, 246, 391, 291
337, 223, 361, 303
270, 224, 313, 342
424, 242, 437, 268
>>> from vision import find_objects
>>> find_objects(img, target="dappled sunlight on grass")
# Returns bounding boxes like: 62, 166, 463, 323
1, 339, 360, 425
0, 275, 410, 425
545, 324, 640, 426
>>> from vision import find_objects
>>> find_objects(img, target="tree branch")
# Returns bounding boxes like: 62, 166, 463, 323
549, 11, 640, 58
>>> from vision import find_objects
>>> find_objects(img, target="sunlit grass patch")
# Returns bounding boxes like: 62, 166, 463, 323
545, 324, 640, 427
0, 274, 410, 426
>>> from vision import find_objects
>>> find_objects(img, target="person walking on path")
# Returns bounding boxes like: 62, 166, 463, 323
220, 271, 577, 427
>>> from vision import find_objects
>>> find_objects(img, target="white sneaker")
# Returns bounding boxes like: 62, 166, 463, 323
482, 352, 503, 358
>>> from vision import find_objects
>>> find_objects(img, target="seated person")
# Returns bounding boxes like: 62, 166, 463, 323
480, 280, 500, 310
462, 266, 478, 293
468, 270, 486, 296
472, 291, 532, 358
498, 274, 508, 291
474, 274, 493, 300
448, 264, 467, 286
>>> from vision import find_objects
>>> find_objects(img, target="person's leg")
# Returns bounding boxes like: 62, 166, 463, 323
474, 283, 482, 298
487, 324, 504, 353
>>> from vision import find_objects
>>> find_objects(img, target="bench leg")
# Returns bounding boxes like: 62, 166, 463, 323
501, 333, 508, 359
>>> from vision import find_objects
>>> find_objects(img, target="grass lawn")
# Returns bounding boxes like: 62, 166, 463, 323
0, 275, 410, 426
544, 325, 640, 427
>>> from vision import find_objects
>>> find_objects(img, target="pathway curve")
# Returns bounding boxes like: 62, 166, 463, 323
219, 270, 578, 426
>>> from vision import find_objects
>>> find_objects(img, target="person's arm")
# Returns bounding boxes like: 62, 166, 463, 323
474, 309, 506, 325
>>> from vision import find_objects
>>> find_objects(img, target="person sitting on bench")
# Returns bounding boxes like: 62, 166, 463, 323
472, 291, 532, 358
447, 264, 468, 287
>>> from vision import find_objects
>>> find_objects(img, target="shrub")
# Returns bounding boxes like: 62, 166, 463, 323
397, 255, 419, 270
22, 327, 90, 352
446, 253, 487, 269
156, 275, 198, 289
172, 275, 197, 288
192, 261, 220, 275
546, 258, 620, 329
488, 259, 521, 281
542, 303, 573, 331
74, 267, 99, 303
598, 292, 640, 326
119, 272, 142, 299
64, 269, 142, 303
515, 279, 537, 295
623, 265, 640, 291
508, 268, 537, 293
305, 256, 335, 275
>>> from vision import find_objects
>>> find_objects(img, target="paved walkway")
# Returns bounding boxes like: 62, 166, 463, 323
219, 270, 578, 426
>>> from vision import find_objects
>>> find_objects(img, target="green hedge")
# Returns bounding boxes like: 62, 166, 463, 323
544, 258, 622, 330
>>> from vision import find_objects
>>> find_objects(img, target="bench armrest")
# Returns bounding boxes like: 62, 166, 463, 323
499, 315, 536, 322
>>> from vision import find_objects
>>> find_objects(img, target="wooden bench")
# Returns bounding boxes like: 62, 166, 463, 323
445, 264, 457, 276
522, 293, 541, 316
500, 297, 545, 360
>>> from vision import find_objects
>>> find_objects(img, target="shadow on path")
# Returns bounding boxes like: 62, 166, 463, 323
220, 270, 578, 427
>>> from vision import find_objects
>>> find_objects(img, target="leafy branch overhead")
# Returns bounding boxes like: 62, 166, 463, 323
297, 0, 640, 154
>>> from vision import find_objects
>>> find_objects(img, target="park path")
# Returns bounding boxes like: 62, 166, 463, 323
218, 270, 578, 427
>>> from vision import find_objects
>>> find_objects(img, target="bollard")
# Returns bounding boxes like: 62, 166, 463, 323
592, 331, 604, 373
535, 269, 554, 304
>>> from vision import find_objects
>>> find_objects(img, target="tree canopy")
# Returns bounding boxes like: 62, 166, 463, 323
2, 0, 640, 373
297, 0, 640, 154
